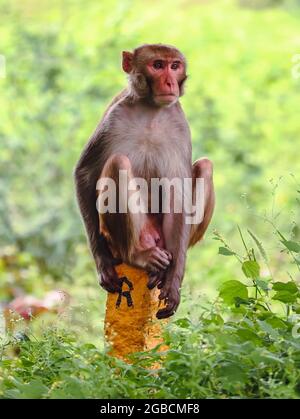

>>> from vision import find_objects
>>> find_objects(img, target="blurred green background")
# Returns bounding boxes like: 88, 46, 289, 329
0, 0, 300, 346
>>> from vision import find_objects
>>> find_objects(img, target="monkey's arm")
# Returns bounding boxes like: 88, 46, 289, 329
74, 128, 121, 292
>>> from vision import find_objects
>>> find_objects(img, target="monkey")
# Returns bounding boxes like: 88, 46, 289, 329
74, 44, 215, 319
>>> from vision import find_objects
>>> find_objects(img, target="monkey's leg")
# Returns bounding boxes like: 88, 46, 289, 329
150, 159, 215, 319
97, 154, 171, 273
189, 158, 215, 247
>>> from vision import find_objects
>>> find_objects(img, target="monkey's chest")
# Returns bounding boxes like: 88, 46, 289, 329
108, 113, 192, 181
131, 134, 186, 181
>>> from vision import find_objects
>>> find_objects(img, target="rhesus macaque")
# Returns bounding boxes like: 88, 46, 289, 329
74, 44, 215, 319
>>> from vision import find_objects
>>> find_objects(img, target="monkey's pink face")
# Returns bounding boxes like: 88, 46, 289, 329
146, 58, 185, 106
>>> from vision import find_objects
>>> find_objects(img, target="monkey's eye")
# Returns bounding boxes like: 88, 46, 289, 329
153, 60, 164, 70
171, 62, 180, 70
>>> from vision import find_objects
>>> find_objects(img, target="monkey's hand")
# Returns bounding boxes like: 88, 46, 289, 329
156, 275, 181, 319
146, 249, 172, 289
97, 250, 122, 293
97, 234, 122, 293
99, 263, 122, 293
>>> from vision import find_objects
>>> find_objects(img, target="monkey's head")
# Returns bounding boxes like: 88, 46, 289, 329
122, 44, 187, 107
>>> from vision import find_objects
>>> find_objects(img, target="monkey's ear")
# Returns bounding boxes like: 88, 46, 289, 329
122, 51, 134, 73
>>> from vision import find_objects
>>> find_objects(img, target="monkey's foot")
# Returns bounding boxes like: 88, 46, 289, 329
131, 246, 172, 273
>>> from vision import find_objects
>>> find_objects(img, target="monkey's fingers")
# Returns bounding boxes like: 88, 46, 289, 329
99, 268, 122, 293
99, 278, 117, 293
147, 265, 160, 274
147, 271, 165, 289
158, 287, 169, 300
157, 281, 165, 289
147, 274, 159, 289
150, 258, 169, 271
165, 250, 173, 260
156, 248, 172, 262
156, 300, 178, 319
152, 248, 171, 268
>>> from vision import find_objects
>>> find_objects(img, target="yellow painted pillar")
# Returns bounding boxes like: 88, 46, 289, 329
104, 263, 168, 360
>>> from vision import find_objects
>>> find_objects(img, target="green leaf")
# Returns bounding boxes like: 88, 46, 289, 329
242, 260, 260, 279
14, 380, 49, 399
237, 328, 262, 345
293, 304, 300, 314
217, 362, 247, 384
250, 351, 284, 365
265, 316, 287, 330
219, 280, 248, 305
281, 240, 300, 253
273, 281, 298, 294
174, 318, 191, 328
272, 291, 298, 304
234, 296, 252, 307
257, 320, 280, 339
218, 246, 235, 256
210, 314, 224, 325
81, 343, 97, 350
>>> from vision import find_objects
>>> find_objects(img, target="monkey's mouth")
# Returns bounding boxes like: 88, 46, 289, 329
155, 93, 177, 104
156, 93, 176, 97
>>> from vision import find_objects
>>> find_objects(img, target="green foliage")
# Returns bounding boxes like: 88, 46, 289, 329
219, 280, 248, 305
